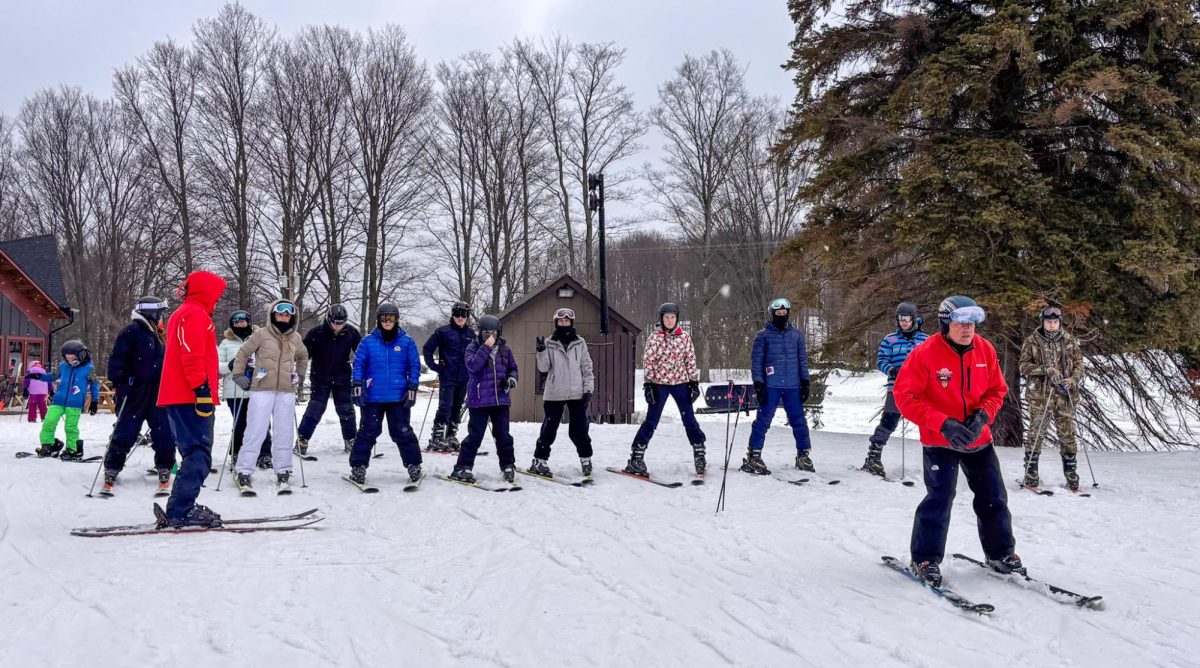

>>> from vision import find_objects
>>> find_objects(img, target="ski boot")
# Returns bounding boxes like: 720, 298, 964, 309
445, 424, 461, 452
502, 466, 516, 484
156, 468, 172, 493
580, 457, 593, 479
1062, 452, 1080, 492
406, 464, 423, 484
349, 465, 368, 485
692, 443, 707, 476
344, 439, 354, 454
794, 448, 815, 472
276, 471, 291, 492
60, 440, 85, 462
256, 454, 273, 470
449, 466, 475, 483
863, 442, 885, 476
623, 442, 649, 478
294, 436, 309, 456
101, 469, 119, 495
1022, 450, 1040, 488
235, 472, 254, 492
987, 553, 1027, 577
910, 560, 943, 588
427, 423, 448, 452
167, 504, 223, 529
528, 457, 553, 478
37, 438, 65, 458
740, 448, 770, 475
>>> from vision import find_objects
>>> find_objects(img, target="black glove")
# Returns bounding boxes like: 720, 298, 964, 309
688, 381, 701, 404
232, 375, 251, 391
405, 386, 418, 408
194, 382, 215, 418
964, 409, 989, 437
800, 379, 811, 404
227, 359, 236, 371
581, 392, 592, 406
940, 417, 975, 451
536, 336, 546, 353
21, 388, 28, 399
644, 382, 657, 406
88, 402, 98, 416
753, 382, 766, 406
352, 381, 365, 406
505, 376, 518, 392
888, 367, 899, 381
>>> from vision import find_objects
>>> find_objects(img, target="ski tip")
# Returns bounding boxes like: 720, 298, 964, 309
901, 480, 916, 487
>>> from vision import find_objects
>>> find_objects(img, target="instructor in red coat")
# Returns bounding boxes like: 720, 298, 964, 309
157, 270, 227, 528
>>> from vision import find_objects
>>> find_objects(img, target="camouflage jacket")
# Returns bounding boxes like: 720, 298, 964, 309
1019, 328, 1083, 396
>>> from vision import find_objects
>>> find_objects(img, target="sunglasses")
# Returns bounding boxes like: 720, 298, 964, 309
948, 306, 986, 324
273, 303, 297, 315
379, 314, 397, 323
554, 308, 575, 320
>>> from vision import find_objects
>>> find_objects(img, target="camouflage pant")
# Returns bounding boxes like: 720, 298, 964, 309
1026, 389, 1077, 455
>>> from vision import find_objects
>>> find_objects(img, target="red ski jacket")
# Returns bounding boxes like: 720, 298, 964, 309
892, 332, 1009, 450
157, 271, 227, 407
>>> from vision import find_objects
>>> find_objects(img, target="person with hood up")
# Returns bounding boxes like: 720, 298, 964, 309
529, 307, 595, 481
217, 309, 273, 468
32, 340, 101, 461
156, 270, 227, 528
230, 299, 310, 494
23, 360, 50, 422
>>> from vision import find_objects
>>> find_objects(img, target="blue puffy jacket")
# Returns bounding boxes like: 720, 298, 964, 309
751, 322, 810, 389
877, 327, 929, 390
37, 360, 101, 409
352, 327, 421, 404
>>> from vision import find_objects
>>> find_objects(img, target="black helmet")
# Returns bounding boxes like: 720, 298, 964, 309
451, 301, 471, 319
376, 302, 400, 327
328, 304, 349, 325
135, 295, 168, 324
477, 314, 502, 338
61, 339, 90, 366
896, 301, 922, 330
658, 302, 680, 328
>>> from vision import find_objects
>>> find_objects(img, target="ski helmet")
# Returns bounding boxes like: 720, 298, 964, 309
135, 295, 168, 324
376, 302, 400, 327
61, 340, 90, 366
937, 295, 984, 334
451, 301, 471, 319
327, 304, 349, 325
477, 314, 502, 338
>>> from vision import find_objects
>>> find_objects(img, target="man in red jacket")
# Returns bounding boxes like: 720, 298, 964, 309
156, 270, 227, 528
893, 295, 1023, 588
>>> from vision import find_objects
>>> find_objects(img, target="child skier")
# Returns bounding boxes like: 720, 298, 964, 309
24, 360, 49, 422
450, 315, 518, 484
33, 340, 101, 461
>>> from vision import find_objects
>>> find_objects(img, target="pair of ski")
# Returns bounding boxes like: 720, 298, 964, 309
14, 451, 102, 463
518, 468, 593, 488
433, 474, 522, 492
604, 466, 704, 488
342, 473, 425, 493
71, 506, 324, 537
882, 554, 1103, 614
97, 483, 171, 499
1016, 479, 1092, 497
235, 478, 295, 497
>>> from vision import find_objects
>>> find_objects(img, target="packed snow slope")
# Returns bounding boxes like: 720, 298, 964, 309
1, 382, 1197, 667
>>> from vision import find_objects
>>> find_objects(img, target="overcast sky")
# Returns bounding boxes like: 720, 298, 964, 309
0, 0, 797, 118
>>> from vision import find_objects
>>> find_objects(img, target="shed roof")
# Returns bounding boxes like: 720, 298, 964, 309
500, 274, 641, 334
0, 234, 69, 309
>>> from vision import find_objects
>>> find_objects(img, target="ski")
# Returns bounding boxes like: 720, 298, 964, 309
234, 479, 257, 497
403, 474, 425, 492
153, 483, 171, 498
16, 451, 101, 462
691, 474, 705, 486
276, 483, 293, 496
519, 469, 584, 487
97, 485, 115, 498
73, 517, 323, 538
848, 465, 916, 487
774, 475, 811, 486
425, 448, 489, 456
1016, 479, 1054, 496
433, 474, 519, 492
71, 508, 321, 535
881, 555, 994, 614
342, 474, 380, 493
298, 454, 318, 462
604, 466, 683, 488
951, 554, 1104, 609
1066, 488, 1092, 497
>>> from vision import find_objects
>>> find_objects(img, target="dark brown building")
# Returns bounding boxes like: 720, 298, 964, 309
499, 274, 641, 424
0, 235, 71, 378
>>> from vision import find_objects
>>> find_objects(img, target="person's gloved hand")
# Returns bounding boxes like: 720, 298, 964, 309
688, 381, 701, 404
1046, 367, 1063, 385
581, 392, 592, 406
941, 417, 975, 451
536, 336, 546, 353
291, 372, 301, 386
888, 366, 899, 381
405, 386, 418, 408
233, 375, 251, 391
644, 382, 657, 406
228, 359, 236, 371
753, 382, 766, 406
88, 402, 98, 416
799, 379, 811, 404
194, 382, 215, 418
965, 409, 989, 437
352, 381, 365, 406
505, 376, 518, 393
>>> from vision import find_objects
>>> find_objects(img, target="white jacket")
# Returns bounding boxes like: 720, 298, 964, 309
217, 327, 257, 400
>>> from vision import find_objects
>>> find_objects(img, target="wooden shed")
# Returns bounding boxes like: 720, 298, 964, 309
499, 274, 641, 424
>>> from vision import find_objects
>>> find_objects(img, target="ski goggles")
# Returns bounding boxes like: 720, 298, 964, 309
769, 298, 791, 311
231, 312, 250, 324
1041, 307, 1062, 319
554, 308, 576, 321
451, 308, 470, 318
948, 305, 986, 324
897, 315, 915, 324
378, 314, 397, 324
273, 302, 297, 315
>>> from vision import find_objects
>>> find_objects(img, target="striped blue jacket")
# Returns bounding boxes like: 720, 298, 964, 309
877, 328, 929, 390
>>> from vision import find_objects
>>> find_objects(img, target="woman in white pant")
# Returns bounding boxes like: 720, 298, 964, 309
230, 299, 310, 493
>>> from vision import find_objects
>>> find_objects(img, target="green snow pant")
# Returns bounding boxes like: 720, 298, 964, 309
41, 405, 81, 451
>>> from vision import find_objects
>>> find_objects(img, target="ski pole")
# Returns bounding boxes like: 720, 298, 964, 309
417, 385, 435, 443
293, 401, 307, 489
1064, 387, 1098, 487
716, 380, 735, 514
1024, 387, 1056, 484
215, 397, 245, 492
86, 395, 128, 498
900, 418, 907, 483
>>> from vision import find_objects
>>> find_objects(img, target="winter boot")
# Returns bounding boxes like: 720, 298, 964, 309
863, 442, 885, 476
1062, 452, 1080, 492
794, 448, 815, 472
156, 468, 172, 493
910, 560, 943, 588
349, 465, 368, 485
692, 443, 707, 476
344, 439, 354, 454
294, 436, 309, 456
427, 423, 448, 452
256, 454, 273, 470
167, 504, 223, 529
406, 464, 423, 483
36, 440, 62, 458
60, 440, 84, 462
1022, 450, 1041, 488
740, 448, 770, 475
987, 553, 1027, 577
580, 457, 593, 479
449, 466, 476, 483
623, 442, 649, 478
101, 469, 119, 494
528, 457, 553, 478
235, 472, 254, 492
502, 466, 516, 484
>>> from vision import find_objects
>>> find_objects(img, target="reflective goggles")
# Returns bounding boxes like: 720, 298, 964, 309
554, 308, 576, 321
231, 313, 250, 324
897, 315, 915, 324
378, 314, 397, 324
769, 298, 791, 311
1041, 307, 1062, 319
948, 305, 986, 325
273, 302, 297, 315
451, 309, 470, 319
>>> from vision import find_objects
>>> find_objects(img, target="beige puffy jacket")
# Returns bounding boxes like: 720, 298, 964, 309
231, 300, 310, 392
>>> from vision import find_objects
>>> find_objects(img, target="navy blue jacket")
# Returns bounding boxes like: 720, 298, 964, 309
303, 322, 362, 385
876, 327, 929, 390
423, 322, 475, 385
353, 327, 421, 404
107, 314, 165, 389
751, 322, 810, 389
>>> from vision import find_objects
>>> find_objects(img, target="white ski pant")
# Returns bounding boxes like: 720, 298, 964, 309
235, 390, 296, 475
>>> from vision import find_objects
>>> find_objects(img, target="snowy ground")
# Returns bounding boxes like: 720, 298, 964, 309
2, 380, 1199, 668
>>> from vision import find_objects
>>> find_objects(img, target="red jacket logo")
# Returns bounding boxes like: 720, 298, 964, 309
937, 367, 952, 389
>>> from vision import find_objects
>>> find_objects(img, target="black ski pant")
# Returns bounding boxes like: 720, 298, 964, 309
455, 405, 515, 471
534, 399, 592, 459
434, 382, 467, 436
298, 381, 357, 441
349, 402, 422, 469
104, 383, 176, 472
870, 391, 901, 446
910, 444, 1015, 564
